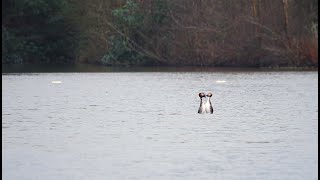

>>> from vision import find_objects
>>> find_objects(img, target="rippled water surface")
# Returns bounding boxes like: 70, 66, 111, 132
2, 71, 318, 180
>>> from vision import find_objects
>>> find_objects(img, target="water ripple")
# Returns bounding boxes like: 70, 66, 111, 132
2, 72, 318, 180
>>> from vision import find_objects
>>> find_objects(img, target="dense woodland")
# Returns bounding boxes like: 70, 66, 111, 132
2, 0, 318, 67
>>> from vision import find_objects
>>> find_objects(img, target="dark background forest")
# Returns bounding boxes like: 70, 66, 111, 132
2, 0, 318, 67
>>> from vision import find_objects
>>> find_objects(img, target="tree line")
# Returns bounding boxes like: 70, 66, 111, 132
2, 0, 318, 67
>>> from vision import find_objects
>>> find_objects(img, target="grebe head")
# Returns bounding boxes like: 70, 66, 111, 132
206, 92, 212, 97
199, 92, 206, 98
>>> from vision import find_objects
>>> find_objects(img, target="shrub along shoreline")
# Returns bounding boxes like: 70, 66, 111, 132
2, 0, 318, 68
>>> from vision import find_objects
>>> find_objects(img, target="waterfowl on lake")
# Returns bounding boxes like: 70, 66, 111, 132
198, 92, 206, 114
205, 92, 213, 114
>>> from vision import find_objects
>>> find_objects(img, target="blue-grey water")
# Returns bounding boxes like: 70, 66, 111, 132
2, 71, 318, 180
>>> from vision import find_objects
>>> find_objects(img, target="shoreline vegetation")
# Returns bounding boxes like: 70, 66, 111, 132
2, 63, 318, 73
2, 0, 318, 68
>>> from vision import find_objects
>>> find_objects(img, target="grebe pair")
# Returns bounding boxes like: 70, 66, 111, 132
198, 92, 213, 114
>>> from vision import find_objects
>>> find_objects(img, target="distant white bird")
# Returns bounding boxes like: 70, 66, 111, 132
198, 92, 206, 114
216, 80, 226, 83
205, 92, 213, 114
51, 81, 62, 84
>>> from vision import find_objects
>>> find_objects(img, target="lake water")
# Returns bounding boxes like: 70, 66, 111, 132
2, 70, 318, 180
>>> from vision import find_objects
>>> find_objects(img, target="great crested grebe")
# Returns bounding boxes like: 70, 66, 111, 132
205, 92, 213, 114
198, 92, 206, 114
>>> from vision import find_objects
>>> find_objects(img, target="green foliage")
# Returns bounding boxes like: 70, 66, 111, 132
103, 0, 146, 65
102, 0, 169, 66
152, 0, 169, 24
2, 27, 22, 63
3, 0, 317, 67
2, 0, 77, 64
311, 23, 318, 35
101, 35, 148, 66
112, 0, 144, 31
